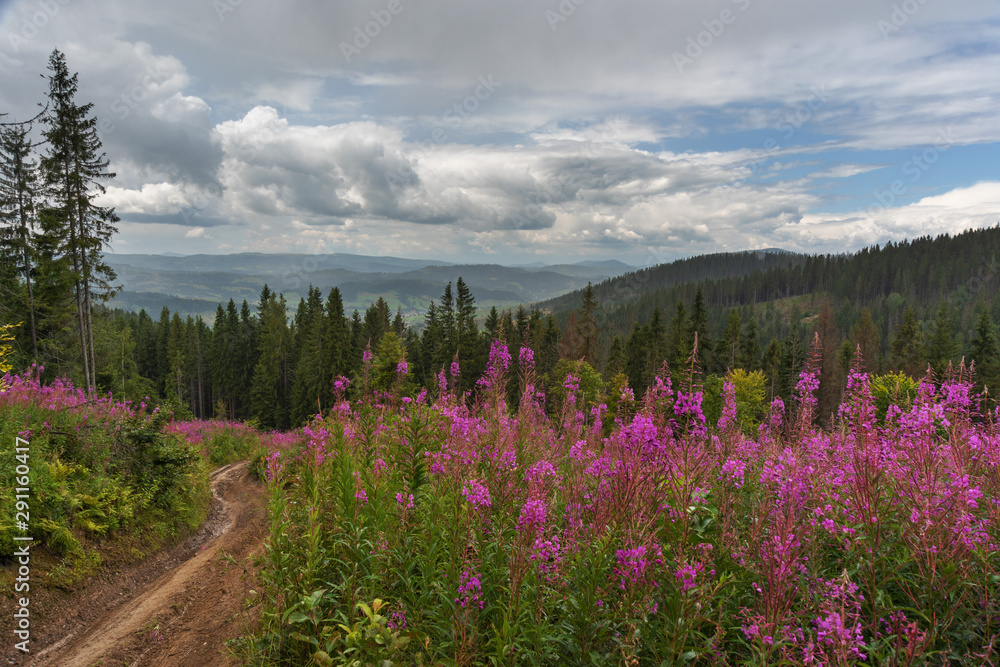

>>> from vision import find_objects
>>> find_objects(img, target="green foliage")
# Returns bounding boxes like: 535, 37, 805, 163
0, 322, 16, 375
546, 358, 604, 412
0, 381, 210, 569
372, 331, 415, 395
870, 372, 920, 422
728, 368, 767, 434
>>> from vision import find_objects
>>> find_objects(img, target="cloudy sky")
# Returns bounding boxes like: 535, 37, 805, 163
1, 0, 999, 265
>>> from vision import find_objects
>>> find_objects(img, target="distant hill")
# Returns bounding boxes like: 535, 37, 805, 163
110, 291, 222, 320
537, 249, 807, 313
105, 252, 635, 320
541, 227, 1000, 363
106, 252, 453, 276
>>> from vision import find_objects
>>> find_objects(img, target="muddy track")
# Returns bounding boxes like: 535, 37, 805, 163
15, 462, 268, 667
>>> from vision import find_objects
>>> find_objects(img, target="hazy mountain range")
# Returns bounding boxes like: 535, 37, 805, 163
105, 252, 636, 321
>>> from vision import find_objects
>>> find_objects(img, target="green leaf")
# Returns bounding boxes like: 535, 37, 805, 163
311, 650, 333, 667
290, 631, 319, 646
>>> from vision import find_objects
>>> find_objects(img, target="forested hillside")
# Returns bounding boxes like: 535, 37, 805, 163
6, 225, 1000, 431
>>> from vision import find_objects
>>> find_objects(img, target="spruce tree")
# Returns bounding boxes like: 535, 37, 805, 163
969, 308, 999, 399
575, 282, 600, 364
849, 307, 881, 372
926, 300, 958, 378
291, 286, 327, 423
250, 291, 291, 429
39, 49, 119, 392
31, 206, 76, 380
605, 334, 626, 379
741, 316, 761, 371
0, 124, 39, 360
889, 306, 924, 378
324, 287, 349, 379
690, 288, 713, 372
668, 300, 688, 368
720, 309, 741, 370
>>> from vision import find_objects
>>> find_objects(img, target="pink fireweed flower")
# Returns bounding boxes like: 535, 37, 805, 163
719, 458, 746, 488
530, 535, 563, 576
396, 492, 415, 509
675, 562, 704, 593
388, 609, 407, 630
396, 359, 408, 375
524, 459, 558, 485
718, 380, 737, 432
477, 340, 511, 391
518, 345, 534, 369
488, 339, 511, 373
455, 570, 484, 609
614, 545, 663, 590
264, 451, 283, 481
673, 389, 706, 430
462, 479, 491, 510
517, 498, 548, 534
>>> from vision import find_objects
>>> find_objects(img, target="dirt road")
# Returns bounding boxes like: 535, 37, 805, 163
14, 461, 268, 667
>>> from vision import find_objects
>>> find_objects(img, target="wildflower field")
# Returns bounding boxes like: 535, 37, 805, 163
236, 341, 1000, 666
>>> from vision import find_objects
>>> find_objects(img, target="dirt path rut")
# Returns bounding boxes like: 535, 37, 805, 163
21, 462, 268, 667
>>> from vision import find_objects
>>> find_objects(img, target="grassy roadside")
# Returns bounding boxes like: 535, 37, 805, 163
0, 369, 267, 647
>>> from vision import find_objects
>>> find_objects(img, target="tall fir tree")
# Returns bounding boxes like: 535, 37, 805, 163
0, 124, 40, 361
889, 306, 924, 378
849, 307, 881, 372
969, 307, 999, 401
719, 309, 742, 370
39, 49, 119, 392
741, 316, 761, 371
290, 286, 329, 424
575, 282, 600, 364
926, 300, 958, 378
668, 300, 688, 368
250, 290, 291, 429
689, 288, 713, 372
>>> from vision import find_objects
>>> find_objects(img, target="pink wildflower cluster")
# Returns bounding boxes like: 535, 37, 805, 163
455, 570, 484, 609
